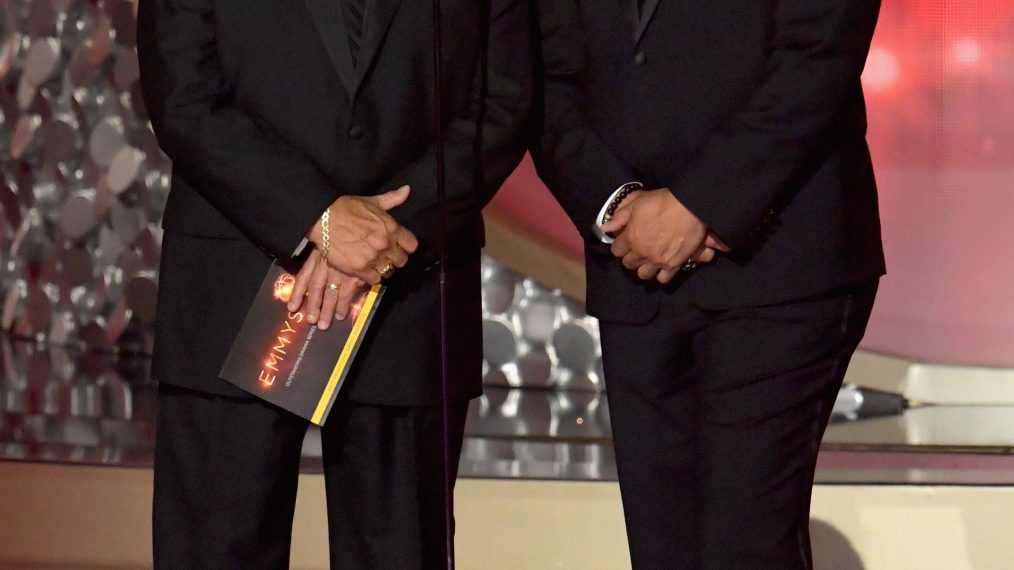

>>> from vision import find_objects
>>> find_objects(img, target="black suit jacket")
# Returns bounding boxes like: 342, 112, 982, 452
532, 0, 886, 323
138, 0, 531, 404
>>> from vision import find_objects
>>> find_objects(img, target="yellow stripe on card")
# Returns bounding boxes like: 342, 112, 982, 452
311, 284, 382, 424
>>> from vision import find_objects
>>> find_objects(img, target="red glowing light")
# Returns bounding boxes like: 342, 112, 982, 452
348, 292, 367, 321
862, 47, 900, 91
952, 37, 982, 66
273, 273, 296, 303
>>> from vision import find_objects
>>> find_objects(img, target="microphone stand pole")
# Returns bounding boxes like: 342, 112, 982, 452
431, 0, 454, 567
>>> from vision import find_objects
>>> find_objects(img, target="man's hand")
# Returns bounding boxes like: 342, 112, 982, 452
307, 185, 418, 285
601, 188, 730, 284
287, 248, 368, 330
643, 232, 729, 283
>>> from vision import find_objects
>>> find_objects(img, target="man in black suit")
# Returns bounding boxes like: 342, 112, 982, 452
137, 0, 530, 566
532, 1, 884, 568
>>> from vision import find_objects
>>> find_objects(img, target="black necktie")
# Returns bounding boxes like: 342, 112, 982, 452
342, 0, 365, 67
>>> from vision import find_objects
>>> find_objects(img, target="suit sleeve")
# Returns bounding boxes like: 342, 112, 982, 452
529, 0, 639, 239
387, 0, 534, 248
668, 0, 882, 249
137, 0, 338, 260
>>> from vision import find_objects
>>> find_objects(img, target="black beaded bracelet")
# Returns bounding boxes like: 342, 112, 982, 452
603, 182, 645, 223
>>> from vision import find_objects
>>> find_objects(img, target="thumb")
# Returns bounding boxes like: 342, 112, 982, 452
705, 232, 731, 253
601, 206, 633, 235
372, 185, 411, 211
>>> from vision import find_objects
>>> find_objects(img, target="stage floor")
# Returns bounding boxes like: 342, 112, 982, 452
5, 337, 1014, 569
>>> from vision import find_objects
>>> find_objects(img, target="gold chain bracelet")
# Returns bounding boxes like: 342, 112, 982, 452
320, 207, 331, 262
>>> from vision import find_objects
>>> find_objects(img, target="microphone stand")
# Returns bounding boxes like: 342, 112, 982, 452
434, 3, 491, 567
430, 0, 454, 567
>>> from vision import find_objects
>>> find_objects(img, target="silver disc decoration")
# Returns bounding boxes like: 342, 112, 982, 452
481, 256, 606, 392
0, 0, 171, 354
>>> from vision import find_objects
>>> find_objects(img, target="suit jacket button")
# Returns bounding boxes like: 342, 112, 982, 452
633, 52, 647, 66
349, 125, 364, 139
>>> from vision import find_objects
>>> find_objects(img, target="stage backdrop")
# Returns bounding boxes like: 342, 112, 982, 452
0, 0, 1011, 369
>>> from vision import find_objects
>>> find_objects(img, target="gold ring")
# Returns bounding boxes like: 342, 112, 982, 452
379, 262, 395, 279
326, 282, 340, 294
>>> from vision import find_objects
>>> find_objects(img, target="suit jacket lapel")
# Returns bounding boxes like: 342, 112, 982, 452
304, 0, 356, 98
634, 0, 660, 45
351, 0, 402, 96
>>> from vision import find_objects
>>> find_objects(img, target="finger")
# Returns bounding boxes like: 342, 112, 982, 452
288, 250, 319, 312
381, 244, 409, 270
365, 231, 393, 255
305, 260, 330, 324
637, 263, 661, 281
622, 252, 645, 271
317, 269, 345, 330
694, 246, 716, 264
356, 272, 382, 286
611, 231, 632, 258
705, 233, 731, 253
662, 240, 702, 273
601, 206, 633, 235
647, 249, 677, 267
372, 185, 411, 211
358, 266, 383, 286
373, 258, 396, 280
657, 267, 679, 284
396, 227, 419, 254
363, 244, 397, 271
335, 278, 365, 320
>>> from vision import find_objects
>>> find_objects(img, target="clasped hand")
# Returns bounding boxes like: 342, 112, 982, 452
601, 188, 729, 284
310, 185, 419, 285
288, 186, 418, 330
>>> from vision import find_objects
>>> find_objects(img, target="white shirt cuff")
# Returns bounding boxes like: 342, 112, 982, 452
292, 237, 309, 257
593, 182, 640, 244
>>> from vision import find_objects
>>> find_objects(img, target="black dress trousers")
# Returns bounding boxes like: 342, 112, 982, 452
599, 281, 878, 570
153, 384, 467, 569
